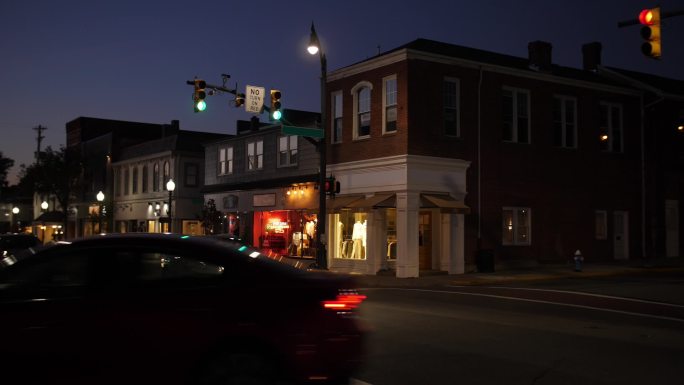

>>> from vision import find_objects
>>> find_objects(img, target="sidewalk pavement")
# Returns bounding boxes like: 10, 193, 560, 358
350, 257, 684, 288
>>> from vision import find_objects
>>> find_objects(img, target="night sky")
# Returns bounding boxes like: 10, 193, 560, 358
1, 0, 682, 184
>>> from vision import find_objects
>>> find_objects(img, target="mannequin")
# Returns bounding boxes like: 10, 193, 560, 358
351, 220, 364, 259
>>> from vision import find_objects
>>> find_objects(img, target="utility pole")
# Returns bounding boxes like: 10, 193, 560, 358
33, 125, 47, 165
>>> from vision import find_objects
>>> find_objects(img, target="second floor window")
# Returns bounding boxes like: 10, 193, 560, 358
443, 78, 460, 136
553, 96, 577, 148
153, 163, 160, 192
132, 167, 138, 194
278, 135, 298, 167
384, 76, 397, 133
600, 102, 623, 152
332, 92, 343, 143
502, 87, 530, 143
124, 168, 130, 196
219, 147, 233, 175
247, 140, 263, 171
163, 161, 170, 190
142, 165, 148, 193
185, 163, 198, 187
357, 86, 371, 138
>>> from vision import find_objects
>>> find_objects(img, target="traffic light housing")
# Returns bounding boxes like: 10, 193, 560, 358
270, 89, 282, 120
194, 79, 207, 112
639, 7, 661, 59
235, 93, 245, 108
324, 176, 340, 197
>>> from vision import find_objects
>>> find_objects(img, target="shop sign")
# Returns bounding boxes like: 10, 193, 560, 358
266, 221, 289, 233
253, 193, 276, 207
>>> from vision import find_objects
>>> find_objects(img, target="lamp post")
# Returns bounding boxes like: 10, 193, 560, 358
11, 206, 19, 233
96, 191, 105, 234
166, 179, 176, 233
307, 22, 328, 270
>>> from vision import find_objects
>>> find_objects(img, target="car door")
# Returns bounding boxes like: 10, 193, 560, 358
0, 250, 98, 384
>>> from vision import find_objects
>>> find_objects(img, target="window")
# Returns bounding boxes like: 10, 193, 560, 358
132, 166, 138, 194
595, 210, 608, 240
553, 96, 577, 148
332, 91, 343, 143
137, 252, 224, 281
153, 163, 160, 192
383, 76, 397, 134
115, 169, 121, 197
502, 207, 531, 245
163, 161, 170, 190
124, 168, 130, 196
185, 163, 199, 187
219, 147, 233, 175
443, 78, 460, 136
502, 87, 530, 143
351, 81, 373, 139
142, 165, 148, 193
599, 102, 623, 152
247, 140, 263, 171
278, 136, 298, 167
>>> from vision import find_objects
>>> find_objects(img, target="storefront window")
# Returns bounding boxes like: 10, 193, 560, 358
331, 211, 367, 260
253, 210, 317, 258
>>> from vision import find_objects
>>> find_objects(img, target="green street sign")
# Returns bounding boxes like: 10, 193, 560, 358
281, 125, 324, 138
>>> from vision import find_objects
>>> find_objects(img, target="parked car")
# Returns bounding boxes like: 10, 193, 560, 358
0, 233, 366, 385
0, 233, 40, 257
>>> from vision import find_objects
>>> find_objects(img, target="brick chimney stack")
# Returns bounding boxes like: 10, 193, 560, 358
582, 42, 602, 71
528, 41, 552, 72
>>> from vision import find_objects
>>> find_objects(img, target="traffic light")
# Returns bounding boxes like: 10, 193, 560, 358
235, 93, 245, 108
324, 176, 340, 197
639, 7, 661, 59
193, 79, 207, 112
270, 89, 282, 120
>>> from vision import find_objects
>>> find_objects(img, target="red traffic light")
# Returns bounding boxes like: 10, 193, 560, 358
639, 9, 657, 25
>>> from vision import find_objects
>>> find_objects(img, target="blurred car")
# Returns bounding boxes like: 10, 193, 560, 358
0, 233, 40, 257
0, 233, 366, 385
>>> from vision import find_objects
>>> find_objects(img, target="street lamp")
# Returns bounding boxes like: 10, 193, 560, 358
166, 179, 176, 233
41, 200, 48, 211
307, 22, 328, 270
96, 190, 105, 234
11, 206, 19, 233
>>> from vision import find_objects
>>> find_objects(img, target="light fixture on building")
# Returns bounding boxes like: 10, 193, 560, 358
41, 201, 48, 211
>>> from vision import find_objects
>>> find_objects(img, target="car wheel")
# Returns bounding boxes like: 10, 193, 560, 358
197, 351, 287, 385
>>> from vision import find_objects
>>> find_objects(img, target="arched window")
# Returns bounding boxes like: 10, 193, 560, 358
351, 81, 373, 139
142, 165, 148, 193
163, 161, 170, 190
153, 163, 160, 192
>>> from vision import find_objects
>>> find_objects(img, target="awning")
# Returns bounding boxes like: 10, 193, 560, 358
32, 211, 65, 224
421, 194, 470, 213
347, 193, 396, 210
326, 195, 364, 211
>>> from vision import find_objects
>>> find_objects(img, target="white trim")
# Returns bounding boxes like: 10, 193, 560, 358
351, 81, 373, 140
382, 75, 398, 135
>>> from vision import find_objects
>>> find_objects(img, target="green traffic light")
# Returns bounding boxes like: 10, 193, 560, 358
272, 110, 282, 120
196, 100, 207, 112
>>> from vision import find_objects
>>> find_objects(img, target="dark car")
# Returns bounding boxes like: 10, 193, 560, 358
0, 233, 366, 385
0, 233, 40, 257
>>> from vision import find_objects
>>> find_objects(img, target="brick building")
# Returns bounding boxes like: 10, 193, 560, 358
321, 38, 683, 277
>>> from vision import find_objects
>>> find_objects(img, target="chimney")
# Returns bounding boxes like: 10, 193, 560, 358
528, 41, 552, 72
582, 42, 602, 71
250, 116, 260, 131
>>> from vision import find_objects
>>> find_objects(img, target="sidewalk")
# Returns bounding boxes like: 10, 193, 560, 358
351, 257, 684, 288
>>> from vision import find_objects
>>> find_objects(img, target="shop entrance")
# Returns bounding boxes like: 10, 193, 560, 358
419, 211, 432, 269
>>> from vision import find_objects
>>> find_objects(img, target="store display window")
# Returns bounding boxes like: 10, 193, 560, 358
253, 211, 317, 258
331, 211, 367, 260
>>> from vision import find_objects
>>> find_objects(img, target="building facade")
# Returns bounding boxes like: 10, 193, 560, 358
321, 39, 683, 277
112, 130, 229, 235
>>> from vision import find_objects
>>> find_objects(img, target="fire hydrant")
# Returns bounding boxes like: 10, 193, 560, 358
573, 249, 584, 272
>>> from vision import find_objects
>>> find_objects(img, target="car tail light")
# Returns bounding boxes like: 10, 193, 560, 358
322, 290, 367, 312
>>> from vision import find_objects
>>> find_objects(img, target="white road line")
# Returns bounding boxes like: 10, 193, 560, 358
362, 288, 684, 323
449, 285, 684, 308
350, 378, 373, 385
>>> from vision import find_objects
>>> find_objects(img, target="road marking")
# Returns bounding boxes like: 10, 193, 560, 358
449, 285, 684, 308
350, 378, 373, 385
362, 288, 684, 323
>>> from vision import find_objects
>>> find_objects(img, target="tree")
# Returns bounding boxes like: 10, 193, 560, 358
200, 199, 223, 235
17, 146, 81, 233
0, 151, 15, 198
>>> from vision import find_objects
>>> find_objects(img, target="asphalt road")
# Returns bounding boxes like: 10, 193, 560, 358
352, 278, 684, 385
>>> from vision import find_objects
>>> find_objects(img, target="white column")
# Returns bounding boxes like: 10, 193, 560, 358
367, 209, 386, 274
440, 213, 465, 274
396, 192, 419, 278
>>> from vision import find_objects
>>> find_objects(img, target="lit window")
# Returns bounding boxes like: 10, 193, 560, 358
502, 207, 531, 245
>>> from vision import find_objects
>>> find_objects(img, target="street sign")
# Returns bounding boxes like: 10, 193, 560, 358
245, 85, 265, 114
281, 124, 324, 138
